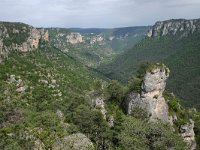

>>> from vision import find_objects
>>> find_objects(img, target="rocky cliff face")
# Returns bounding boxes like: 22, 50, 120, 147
124, 65, 170, 122
147, 19, 200, 38
0, 22, 49, 63
66, 32, 83, 44
180, 119, 196, 150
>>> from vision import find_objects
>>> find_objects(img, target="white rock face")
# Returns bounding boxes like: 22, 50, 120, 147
180, 119, 196, 150
0, 22, 49, 63
147, 19, 200, 38
12, 28, 49, 52
124, 66, 170, 122
66, 32, 83, 44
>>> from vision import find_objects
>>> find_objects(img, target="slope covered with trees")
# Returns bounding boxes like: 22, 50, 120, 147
0, 46, 105, 149
48, 26, 150, 67
1, 21, 200, 150
98, 21, 200, 109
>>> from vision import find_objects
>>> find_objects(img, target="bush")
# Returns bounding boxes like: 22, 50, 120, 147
130, 107, 149, 120
128, 76, 142, 92
118, 117, 186, 150
106, 80, 124, 104
72, 105, 112, 149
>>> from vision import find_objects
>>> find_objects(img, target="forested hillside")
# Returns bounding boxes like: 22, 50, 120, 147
0, 45, 117, 149
1, 21, 200, 150
48, 26, 150, 67
98, 19, 200, 109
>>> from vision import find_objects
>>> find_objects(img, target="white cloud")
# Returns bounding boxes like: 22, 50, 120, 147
0, 0, 199, 28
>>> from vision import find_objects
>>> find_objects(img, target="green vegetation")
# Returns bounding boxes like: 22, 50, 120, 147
164, 91, 200, 147
72, 105, 112, 149
98, 33, 200, 110
118, 117, 186, 150
1, 53, 193, 149
0, 22, 30, 46
0, 47, 103, 149
48, 26, 149, 68
1, 22, 200, 149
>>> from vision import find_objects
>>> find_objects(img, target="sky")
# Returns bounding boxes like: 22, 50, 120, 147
0, 0, 200, 28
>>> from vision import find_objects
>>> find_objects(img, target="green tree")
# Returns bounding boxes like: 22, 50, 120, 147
107, 80, 124, 104
118, 117, 186, 150
72, 105, 112, 149
130, 107, 149, 120
128, 76, 142, 92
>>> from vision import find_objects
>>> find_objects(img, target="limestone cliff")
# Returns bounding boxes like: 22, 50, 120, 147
66, 32, 83, 44
180, 119, 196, 150
0, 22, 49, 63
124, 64, 170, 122
147, 19, 200, 38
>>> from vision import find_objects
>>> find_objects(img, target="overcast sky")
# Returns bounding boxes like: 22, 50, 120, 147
0, 0, 200, 28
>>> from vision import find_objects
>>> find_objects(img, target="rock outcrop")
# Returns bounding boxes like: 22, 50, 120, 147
180, 119, 196, 150
52, 133, 94, 150
33, 139, 45, 150
94, 97, 107, 119
124, 64, 197, 149
147, 19, 200, 38
8, 74, 28, 93
0, 22, 49, 63
124, 64, 170, 122
19, 128, 45, 150
66, 32, 83, 44
89, 35, 104, 45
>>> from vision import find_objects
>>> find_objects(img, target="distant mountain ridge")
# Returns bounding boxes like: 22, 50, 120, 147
147, 18, 200, 37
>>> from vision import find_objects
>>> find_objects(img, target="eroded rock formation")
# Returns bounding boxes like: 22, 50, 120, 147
124, 64, 197, 149
124, 65, 170, 122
